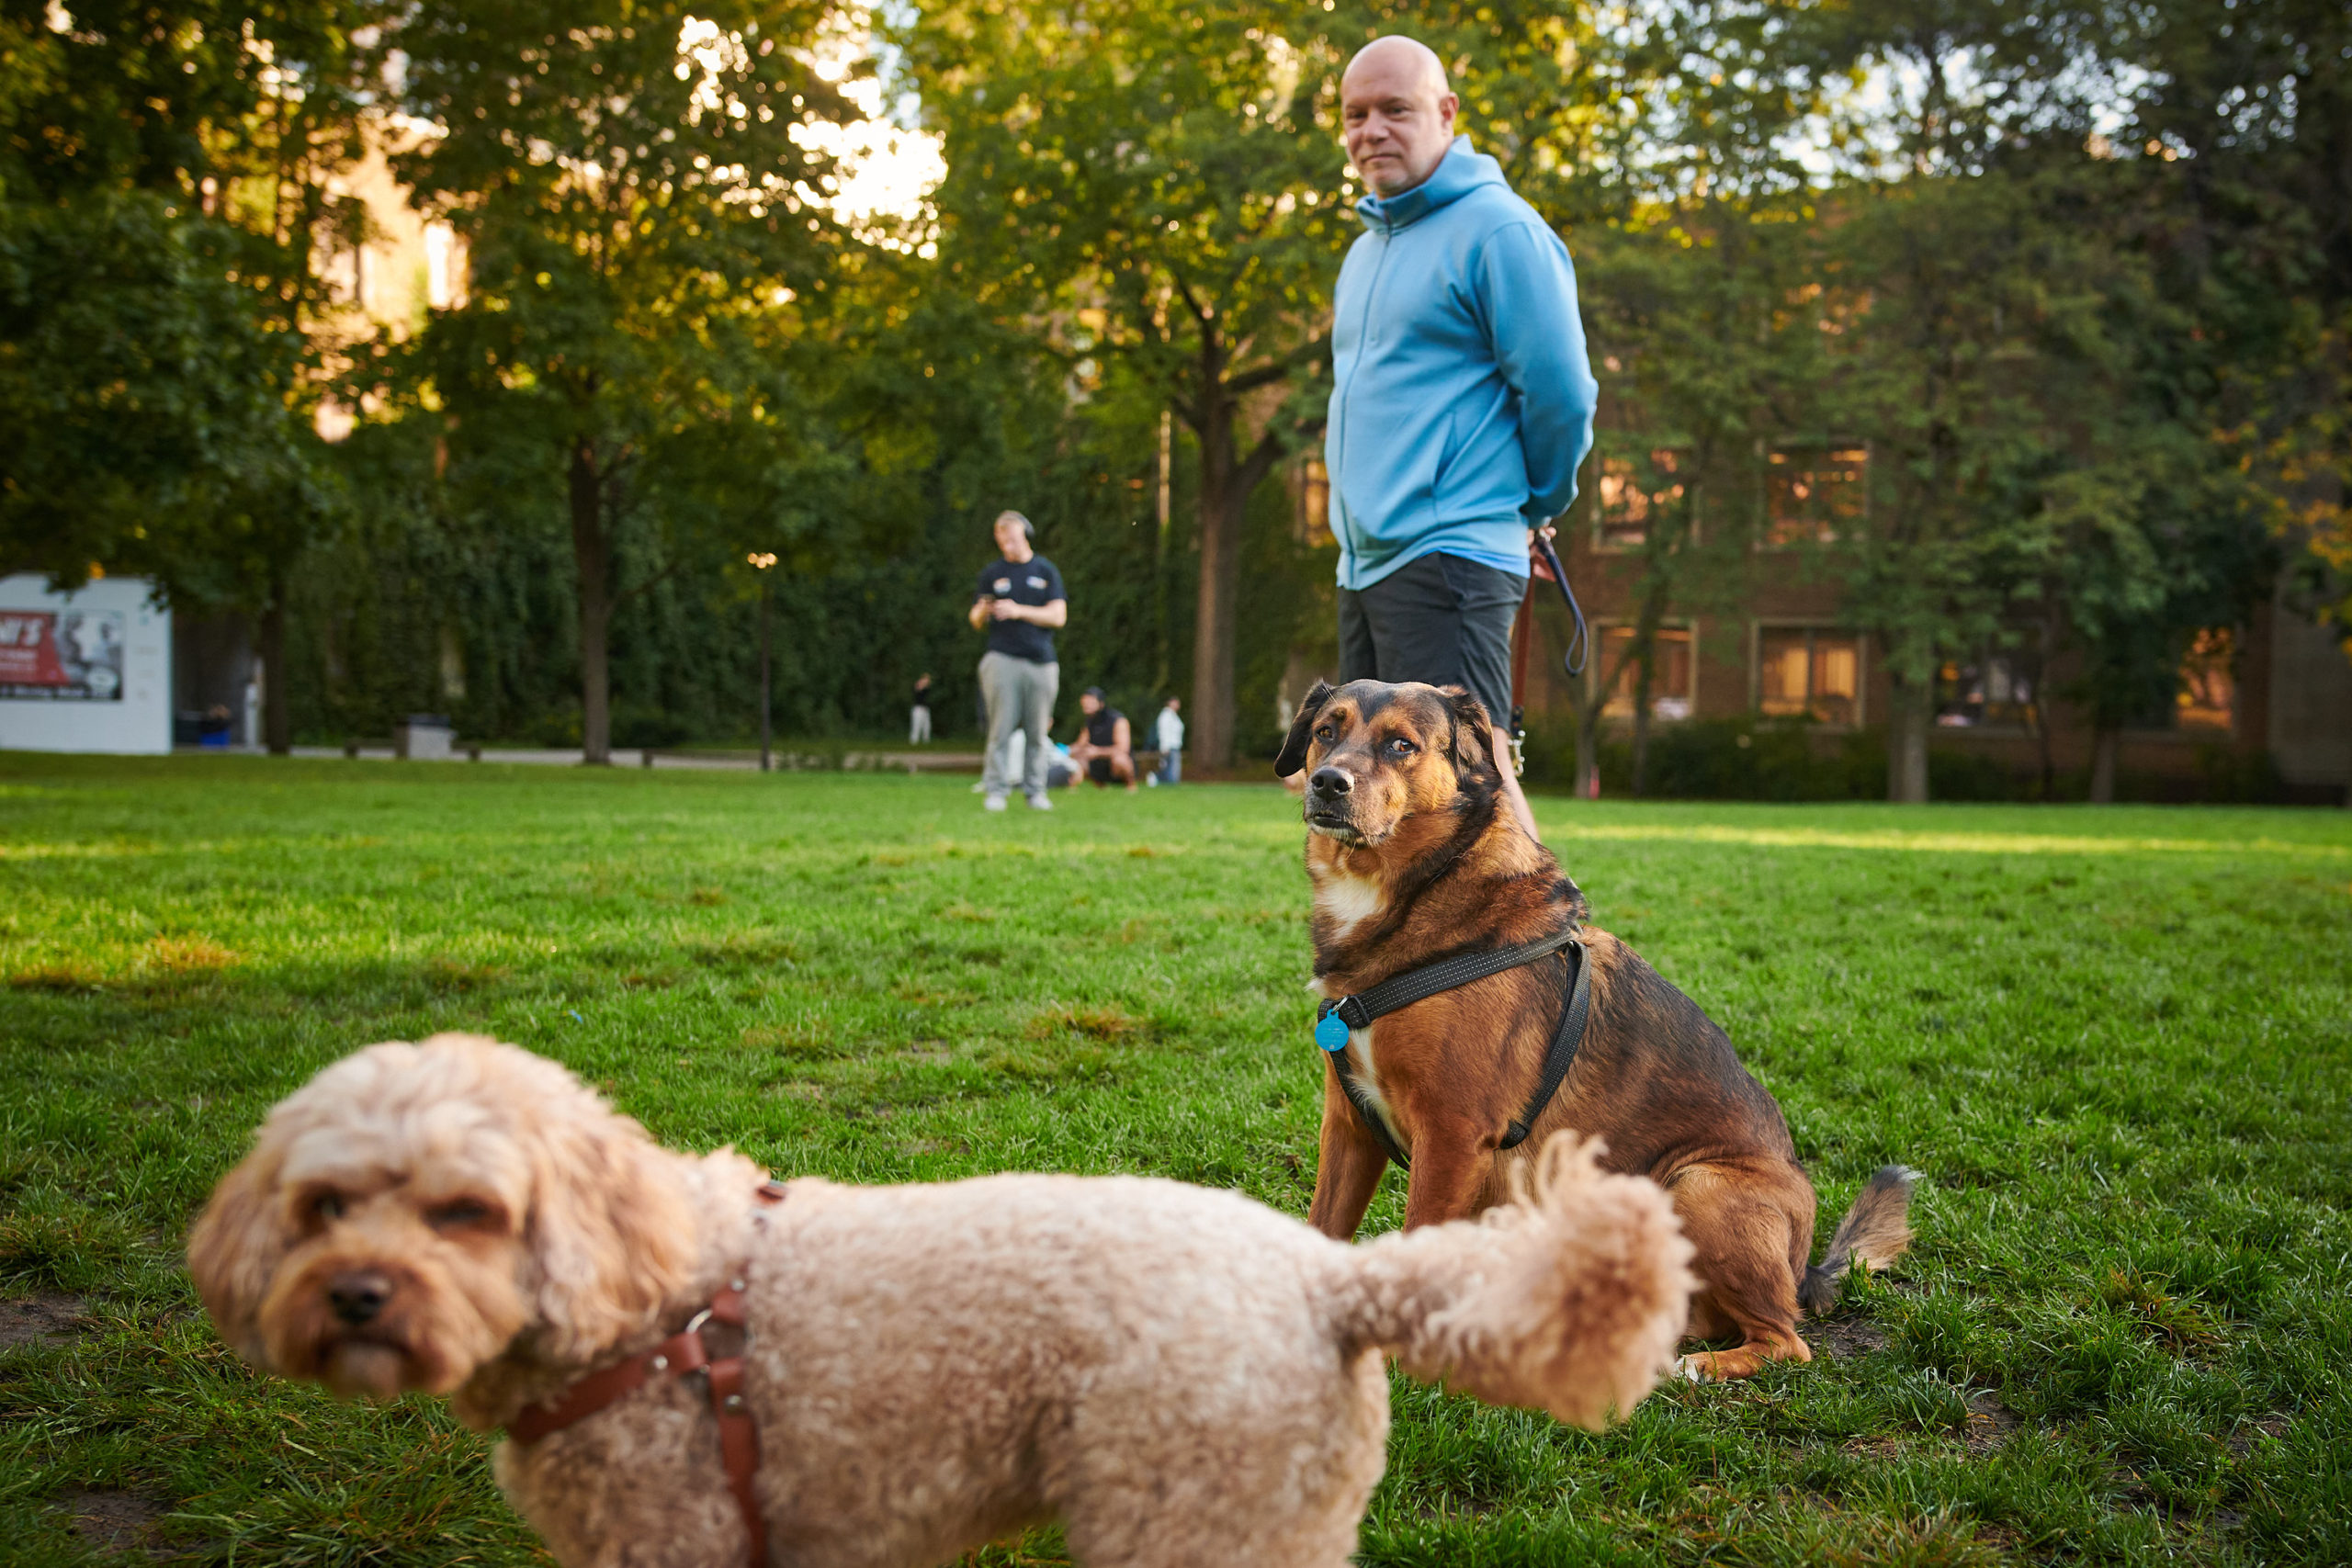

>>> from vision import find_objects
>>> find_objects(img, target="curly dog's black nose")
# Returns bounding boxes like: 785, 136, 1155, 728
327, 1269, 393, 1325
1309, 767, 1352, 798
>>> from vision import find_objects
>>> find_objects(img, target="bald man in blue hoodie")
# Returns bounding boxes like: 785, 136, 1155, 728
1323, 36, 1599, 840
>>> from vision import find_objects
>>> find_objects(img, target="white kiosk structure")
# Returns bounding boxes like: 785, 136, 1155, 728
0, 573, 172, 754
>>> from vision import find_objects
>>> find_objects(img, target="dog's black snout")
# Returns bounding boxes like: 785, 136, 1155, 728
327, 1269, 393, 1325
1308, 766, 1352, 798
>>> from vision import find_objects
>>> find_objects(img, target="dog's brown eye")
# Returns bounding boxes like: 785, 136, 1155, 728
1387, 737, 1417, 756
1314, 724, 1334, 741
427, 1199, 495, 1231
311, 1192, 345, 1223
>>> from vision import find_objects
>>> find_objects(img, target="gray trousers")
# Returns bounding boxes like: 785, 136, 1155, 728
978, 651, 1058, 798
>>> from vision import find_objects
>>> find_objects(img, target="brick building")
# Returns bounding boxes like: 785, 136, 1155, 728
1290, 451, 2351, 802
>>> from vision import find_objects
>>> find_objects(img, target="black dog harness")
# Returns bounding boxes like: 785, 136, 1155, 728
1314, 927, 1592, 1169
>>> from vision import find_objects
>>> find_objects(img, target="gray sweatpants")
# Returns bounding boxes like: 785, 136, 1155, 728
978, 651, 1058, 799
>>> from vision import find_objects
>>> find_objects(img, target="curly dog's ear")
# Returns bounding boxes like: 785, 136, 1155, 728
1442, 686, 1498, 779
520, 1087, 697, 1363
187, 1133, 296, 1367
1274, 680, 1336, 779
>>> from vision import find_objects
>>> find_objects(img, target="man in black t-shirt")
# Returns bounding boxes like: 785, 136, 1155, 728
1066, 686, 1136, 791
967, 511, 1067, 810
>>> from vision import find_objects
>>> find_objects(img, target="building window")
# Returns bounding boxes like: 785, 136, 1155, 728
1596, 624, 1696, 719
2176, 627, 2234, 731
1764, 446, 1866, 545
1593, 449, 1687, 550
1935, 651, 2034, 728
1756, 626, 1862, 725
424, 220, 463, 310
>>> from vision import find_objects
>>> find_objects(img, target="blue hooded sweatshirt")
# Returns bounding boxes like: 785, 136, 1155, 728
1325, 135, 1599, 592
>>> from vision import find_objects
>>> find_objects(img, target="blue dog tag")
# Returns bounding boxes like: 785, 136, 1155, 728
1314, 1010, 1351, 1052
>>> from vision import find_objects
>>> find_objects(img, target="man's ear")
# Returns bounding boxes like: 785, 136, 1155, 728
1274, 681, 1335, 779
1442, 686, 1497, 776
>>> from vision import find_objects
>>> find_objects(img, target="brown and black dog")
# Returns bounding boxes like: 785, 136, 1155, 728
1276, 677, 1916, 1381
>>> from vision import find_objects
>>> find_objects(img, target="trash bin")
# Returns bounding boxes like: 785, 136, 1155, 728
394, 715, 455, 761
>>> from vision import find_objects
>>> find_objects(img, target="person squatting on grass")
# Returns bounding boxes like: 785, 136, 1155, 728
969, 511, 1066, 812
1323, 35, 1600, 842
1067, 687, 1137, 792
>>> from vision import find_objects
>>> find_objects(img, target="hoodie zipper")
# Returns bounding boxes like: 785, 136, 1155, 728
1331, 216, 1395, 578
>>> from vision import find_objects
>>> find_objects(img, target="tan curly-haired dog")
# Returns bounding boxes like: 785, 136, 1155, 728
189, 1034, 1694, 1568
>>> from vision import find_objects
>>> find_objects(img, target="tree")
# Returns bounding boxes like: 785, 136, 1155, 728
1, 0, 376, 751
899, 0, 1359, 768
381, 0, 854, 761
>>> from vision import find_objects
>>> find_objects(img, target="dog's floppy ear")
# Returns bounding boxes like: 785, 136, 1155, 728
1274, 680, 1336, 779
522, 1087, 697, 1364
187, 1132, 296, 1368
1442, 686, 1498, 777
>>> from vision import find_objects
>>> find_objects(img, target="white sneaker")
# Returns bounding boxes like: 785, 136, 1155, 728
1026, 794, 1054, 811
1145, 774, 1158, 787
983, 794, 1007, 812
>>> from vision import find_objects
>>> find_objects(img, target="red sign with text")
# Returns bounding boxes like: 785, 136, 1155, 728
0, 608, 124, 699
0, 611, 65, 686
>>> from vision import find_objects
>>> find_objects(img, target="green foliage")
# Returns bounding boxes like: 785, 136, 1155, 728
369, 0, 861, 760
899, 0, 1357, 763
0, 193, 319, 589
3, 761, 2349, 1562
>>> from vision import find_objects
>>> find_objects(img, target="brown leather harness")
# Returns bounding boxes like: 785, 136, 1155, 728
505, 1179, 788, 1568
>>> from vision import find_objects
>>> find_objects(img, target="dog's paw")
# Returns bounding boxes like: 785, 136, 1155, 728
1671, 1355, 1712, 1383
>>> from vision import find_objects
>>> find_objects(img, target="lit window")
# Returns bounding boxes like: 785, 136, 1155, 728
1765, 446, 1866, 545
1757, 627, 1861, 725
1596, 625, 1696, 719
2176, 628, 2233, 730
1935, 651, 2034, 728
1594, 449, 1686, 550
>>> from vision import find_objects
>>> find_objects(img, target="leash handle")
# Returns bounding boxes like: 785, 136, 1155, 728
1532, 527, 1588, 678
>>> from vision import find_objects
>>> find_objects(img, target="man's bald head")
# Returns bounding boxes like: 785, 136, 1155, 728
1340, 35, 1460, 197
1342, 36, 1450, 100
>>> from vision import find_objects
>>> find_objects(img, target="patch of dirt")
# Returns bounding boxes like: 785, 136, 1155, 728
2225, 1415, 2293, 1456
0, 1292, 89, 1350
1807, 1316, 1888, 1359
61, 1489, 172, 1557
1023, 1007, 1142, 1043
1963, 1392, 2018, 1454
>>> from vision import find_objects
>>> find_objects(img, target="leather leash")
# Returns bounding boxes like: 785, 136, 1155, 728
1507, 525, 1590, 775
506, 1179, 788, 1568
1314, 928, 1592, 1169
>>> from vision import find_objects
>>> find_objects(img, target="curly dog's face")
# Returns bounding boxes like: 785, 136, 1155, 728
187, 1035, 693, 1401
1274, 680, 1497, 847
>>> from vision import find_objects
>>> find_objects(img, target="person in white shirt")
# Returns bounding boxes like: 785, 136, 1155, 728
1148, 696, 1185, 786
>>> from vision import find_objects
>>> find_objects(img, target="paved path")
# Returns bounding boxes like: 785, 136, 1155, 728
236, 745, 989, 772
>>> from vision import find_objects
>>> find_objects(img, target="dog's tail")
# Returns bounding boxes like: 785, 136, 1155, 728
1796, 1165, 1920, 1315
1323, 1135, 1695, 1430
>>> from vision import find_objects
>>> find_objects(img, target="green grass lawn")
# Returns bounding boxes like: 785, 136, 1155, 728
3, 756, 2347, 1566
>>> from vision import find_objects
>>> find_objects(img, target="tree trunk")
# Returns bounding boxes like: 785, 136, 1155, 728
258, 585, 290, 756
1886, 677, 1930, 803
1188, 375, 1250, 773
2088, 724, 2120, 804
570, 440, 613, 765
